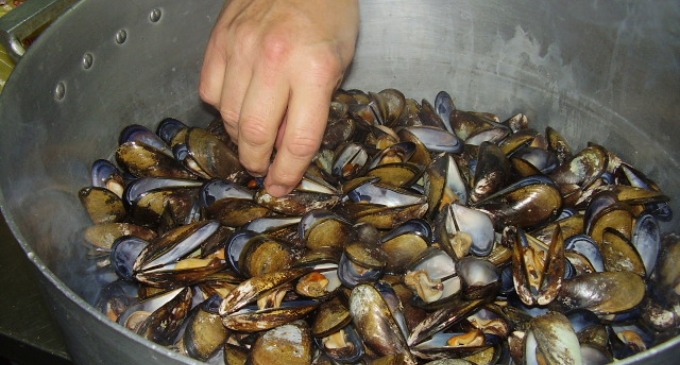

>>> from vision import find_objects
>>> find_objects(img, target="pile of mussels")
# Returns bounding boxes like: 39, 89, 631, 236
79, 89, 680, 365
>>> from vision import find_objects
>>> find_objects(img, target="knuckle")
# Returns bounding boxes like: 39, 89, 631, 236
233, 22, 259, 50
276, 171, 302, 187
240, 156, 268, 175
307, 49, 344, 81
285, 136, 320, 160
239, 117, 271, 146
261, 32, 292, 63
198, 83, 218, 106
219, 107, 240, 126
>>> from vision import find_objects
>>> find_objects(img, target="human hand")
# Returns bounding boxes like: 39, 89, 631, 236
199, 0, 359, 197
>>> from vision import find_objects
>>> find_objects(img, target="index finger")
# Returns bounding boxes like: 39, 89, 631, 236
264, 76, 337, 197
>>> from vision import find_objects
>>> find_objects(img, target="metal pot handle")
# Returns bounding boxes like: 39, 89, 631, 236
0, 0, 77, 62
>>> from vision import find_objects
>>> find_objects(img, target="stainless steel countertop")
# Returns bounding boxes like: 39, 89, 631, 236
0, 214, 72, 365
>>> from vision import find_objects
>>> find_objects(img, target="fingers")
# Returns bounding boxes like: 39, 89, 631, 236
237, 56, 290, 176
219, 53, 253, 140
198, 0, 360, 196
264, 55, 341, 196
198, 32, 228, 109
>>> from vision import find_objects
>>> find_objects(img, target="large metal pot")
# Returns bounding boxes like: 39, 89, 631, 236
0, 0, 678, 363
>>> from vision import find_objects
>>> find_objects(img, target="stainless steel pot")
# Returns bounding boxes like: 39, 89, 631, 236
0, 0, 678, 364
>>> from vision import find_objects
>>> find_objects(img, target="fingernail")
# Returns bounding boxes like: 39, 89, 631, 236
267, 184, 290, 197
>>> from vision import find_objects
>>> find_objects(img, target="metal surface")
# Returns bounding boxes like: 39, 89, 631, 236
0, 0, 678, 364
0, 0, 77, 61
0, 214, 71, 365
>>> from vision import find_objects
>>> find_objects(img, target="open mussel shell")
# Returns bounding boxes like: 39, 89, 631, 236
425, 153, 469, 217
369, 141, 416, 169
123, 177, 203, 226
255, 181, 341, 216
181, 127, 242, 180
349, 100, 381, 127
652, 233, 680, 306
124, 177, 203, 206
524, 312, 582, 365
466, 123, 511, 146
349, 283, 414, 362
299, 209, 352, 251
111, 236, 148, 281
405, 248, 461, 309
499, 129, 536, 156
226, 230, 257, 275
229, 231, 295, 278
631, 213, 661, 275
456, 257, 500, 301
316, 324, 365, 364
294, 262, 342, 299
182, 295, 229, 361
550, 144, 608, 189
312, 297, 352, 338
440, 203, 495, 258
347, 179, 427, 208
367, 162, 424, 189
396, 128, 434, 166
219, 268, 312, 315
84, 222, 157, 252
411, 329, 492, 360
95, 280, 140, 323
120, 124, 173, 156
131, 221, 228, 288
380, 219, 432, 273
246, 216, 301, 234
332, 142, 370, 181
447, 109, 496, 141
338, 251, 384, 288
598, 228, 646, 277
614, 164, 673, 221
345, 242, 387, 269
200, 179, 269, 227
530, 214, 584, 245
587, 205, 634, 247
434, 91, 456, 134
91, 159, 126, 198
248, 321, 313, 365
134, 220, 220, 272
511, 147, 559, 175
135, 287, 194, 346
222, 300, 319, 333
510, 226, 566, 306
464, 305, 511, 339
79, 186, 127, 224
557, 271, 646, 314
604, 185, 670, 209
312, 298, 365, 363
546, 127, 573, 165
322, 115, 356, 151
371, 88, 407, 127
565, 234, 605, 273
364, 124, 401, 152
400, 126, 464, 154
475, 175, 562, 229
135, 257, 227, 289
116, 141, 196, 179
156, 117, 189, 145
470, 142, 511, 204
408, 298, 487, 348
346, 201, 429, 230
